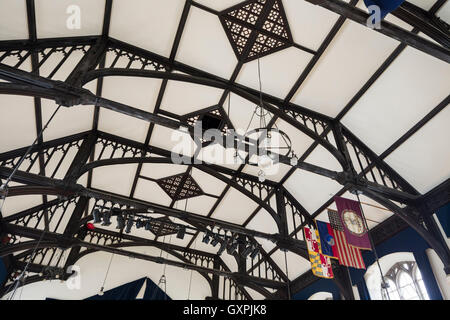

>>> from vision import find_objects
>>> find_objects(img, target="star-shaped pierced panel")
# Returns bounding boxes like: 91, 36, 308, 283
219, 0, 293, 62
146, 217, 179, 237
157, 173, 204, 201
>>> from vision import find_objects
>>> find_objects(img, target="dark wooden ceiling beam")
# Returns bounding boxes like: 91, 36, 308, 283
304, 0, 450, 63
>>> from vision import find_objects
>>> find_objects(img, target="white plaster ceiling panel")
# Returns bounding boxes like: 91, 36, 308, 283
91, 163, 137, 196
284, 168, 342, 214
38, 47, 85, 81
193, 236, 225, 255
109, 0, 185, 57
220, 251, 239, 273
191, 167, 227, 196
385, 105, 450, 194
134, 178, 172, 207
41, 98, 94, 142
176, 6, 237, 79
292, 20, 400, 117
98, 109, 149, 143
282, 0, 341, 51
140, 163, 187, 180
174, 195, 218, 216
195, 143, 244, 171
77, 170, 88, 187
149, 125, 195, 158
42, 78, 96, 140
101, 77, 162, 114
223, 92, 273, 133
244, 286, 266, 300
0, 0, 29, 40
245, 208, 279, 252
342, 46, 450, 155
242, 162, 291, 182
44, 142, 79, 180
437, 1, 450, 24
193, 0, 245, 12
270, 249, 311, 281
0, 95, 36, 153
0, 55, 32, 73
1, 195, 42, 218
246, 208, 278, 234
273, 118, 315, 157
160, 80, 223, 116
236, 47, 313, 99
211, 188, 258, 225
35, 0, 105, 38
304, 144, 343, 172
166, 231, 195, 248
407, 0, 437, 11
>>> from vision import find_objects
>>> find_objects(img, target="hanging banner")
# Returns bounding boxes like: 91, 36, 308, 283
304, 226, 334, 279
324, 210, 366, 270
334, 196, 372, 250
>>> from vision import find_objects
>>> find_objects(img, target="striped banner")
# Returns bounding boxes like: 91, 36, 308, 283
328, 210, 366, 269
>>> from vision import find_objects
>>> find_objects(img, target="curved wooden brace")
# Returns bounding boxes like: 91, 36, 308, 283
74, 156, 283, 232
0, 240, 58, 257
75, 243, 214, 295
83, 68, 347, 168
361, 187, 450, 272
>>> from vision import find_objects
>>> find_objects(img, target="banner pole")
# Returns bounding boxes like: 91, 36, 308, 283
355, 192, 390, 300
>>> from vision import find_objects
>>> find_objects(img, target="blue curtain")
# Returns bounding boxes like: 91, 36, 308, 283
292, 278, 341, 300
86, 277, 146, 300
83, 277, 171, 300
436, 203, 450, 237
0, 258, 6, 288
142, 278, 171, 300
364, 0, 405, 18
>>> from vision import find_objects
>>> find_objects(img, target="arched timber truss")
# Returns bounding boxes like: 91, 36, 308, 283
0, 0, 449, 300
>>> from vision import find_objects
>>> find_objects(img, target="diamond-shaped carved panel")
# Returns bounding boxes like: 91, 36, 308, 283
146, 217, 179, 237
219, 0, 293, 62
157, 173, 204, 201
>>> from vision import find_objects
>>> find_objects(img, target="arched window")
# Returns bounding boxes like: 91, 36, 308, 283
308, 292, 333, 300
381, 261, 429, 300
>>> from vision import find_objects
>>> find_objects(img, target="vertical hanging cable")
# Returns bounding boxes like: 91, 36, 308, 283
8, 206, 49, 300
0, 104, 62, 192
227, 91, 231, 119
99, 252, 115, 295
356, 192, 390, 300
4, 105, 62, 300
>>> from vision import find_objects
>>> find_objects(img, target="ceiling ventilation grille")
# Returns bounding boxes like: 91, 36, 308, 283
146, 217, 179, 237
219, 0, 293, 62
157, 173, 204, 200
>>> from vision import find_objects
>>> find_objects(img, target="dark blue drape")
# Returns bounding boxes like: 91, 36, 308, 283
364, 0, 405, 18
142, 278, 171, 300
293, 278, 341, 300
83, 277, 171, 300
86, 277, 146, 300
436, 204, 450, 237
0, 258, 6, 288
